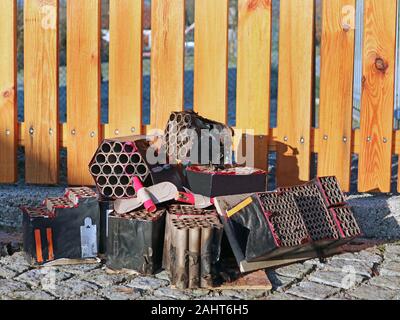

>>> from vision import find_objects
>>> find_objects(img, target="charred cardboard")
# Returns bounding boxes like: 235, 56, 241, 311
106, 209, 166, 274
214, 177, 361, 273
185, 165, 267, 198
22, 190, 100, 265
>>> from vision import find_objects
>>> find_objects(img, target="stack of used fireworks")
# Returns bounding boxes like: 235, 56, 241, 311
222, 176, 361, 264
163, 205, 224, 289
21, 187, 100, 265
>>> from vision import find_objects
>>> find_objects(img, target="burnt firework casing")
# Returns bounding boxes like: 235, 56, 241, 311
22, 188, 100, 265
224, 176, 361, 264
186, 165, 267, 197
106, 209, 166, 274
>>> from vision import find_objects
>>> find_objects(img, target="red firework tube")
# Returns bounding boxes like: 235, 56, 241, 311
176, 192, 195, 205
133, 177, 156, 213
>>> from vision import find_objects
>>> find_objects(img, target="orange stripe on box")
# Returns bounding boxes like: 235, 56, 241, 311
34, 229, 43, 263
46, 228, 54, 261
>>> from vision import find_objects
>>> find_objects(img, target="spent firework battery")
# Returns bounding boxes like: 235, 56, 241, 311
225, 176, 361, 262
21, 187, 100, 265
89, 135, 186, 200
163, 205, 223, 289
162, 110, 233, 165
106, 208, 166, 274
185, 165, 267, 197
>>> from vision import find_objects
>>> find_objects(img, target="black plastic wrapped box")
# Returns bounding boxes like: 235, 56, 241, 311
186, 165, 267, 197
106, 208, 166, 274
22, 187, 100, 265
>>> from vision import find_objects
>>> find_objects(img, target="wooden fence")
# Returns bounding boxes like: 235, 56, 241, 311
0, 0, 400, 193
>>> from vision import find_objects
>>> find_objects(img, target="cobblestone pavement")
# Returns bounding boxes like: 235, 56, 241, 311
0, 240, 399, 300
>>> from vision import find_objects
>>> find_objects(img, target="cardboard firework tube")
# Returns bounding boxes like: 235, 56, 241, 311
102, 186, 113, 198
97, 175, 107, 187
136, 164, 148, 176
188, 226, 201, 288
183, 113, 192, 125
200, 226, 213, 288
90, 164, 101, 176
169, 113, 177, 122
162, 213, 172, 272
130, 152, 142, 164
101, 141, 113, 153
174, 226, 189, 289
114, 164, 124, 175
108, 175, 118, 186
119, 175, 130, 186
125, 186, 135, 197
113, 186, 125, 198
95, 153, 106, 164
102, 164, 112, 175
118, 153, 129, 164
125, 164, 135, 175
113, 141, 123, 153
123, 142, 135, 153
107, 154, 118, 164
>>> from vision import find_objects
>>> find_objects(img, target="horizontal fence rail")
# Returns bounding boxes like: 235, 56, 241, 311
0, 0, 400, 193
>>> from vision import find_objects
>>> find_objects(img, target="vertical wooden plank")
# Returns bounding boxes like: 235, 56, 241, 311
358, 0, 397, 192
24, 0, 59, 184
67, 0, 101, 185
150, 0, 185, 131
276, 0, 315, 187
193, 0, 229, 124
318, 0, 355, 192
108, 0, 143, 138
0, 0, 17, 183
236, 0, 272, 171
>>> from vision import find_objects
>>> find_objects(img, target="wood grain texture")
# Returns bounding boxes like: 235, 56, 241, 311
193, 0, 229, 124
318, 0, 355, 192
24, 0, 59, 184
150, 0, 185, 131
236, 0, 272, 171
0, 0, 17, 183
108, 0, 143, 138
66, 0, 101, 185
358, 0, 397, 192
276, 0, 315, 187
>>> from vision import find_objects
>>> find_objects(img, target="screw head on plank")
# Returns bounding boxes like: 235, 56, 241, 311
323, 135, 328, 141
343, 136, 348, 143
131, 127, 136, 133
114, 129, 119, 135
90, 131, 96, 138
5, 129, 10, 136
71, 129, 76, 135
29, 127, 34, 135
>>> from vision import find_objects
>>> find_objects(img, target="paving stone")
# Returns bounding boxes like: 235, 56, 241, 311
320, 258, 373, 278
127, 276, 169, 291
0, 279, 29, 296
0, 252, 31, 274
309, 270, 365, 289
264, 292, 306, 300
379, 260, 400, 277
347, 284, 398, 300
57, 263, 101, 275
274, 263, 314, 279
15, 268, 72, 289
266, 271, 296, 291
0, 265, 18, 279
384, 245, 400, 262
7, 290, 55, 300
153, 287, 191, 300
100, 285, 142, 300
304, 258, 325, 268
49, 279, 100, 299
154, 270, 171, 283
285, 281, 340, 300
368, 275, 400, 291
80, 268, 129, 288
190, 289, 211, 297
